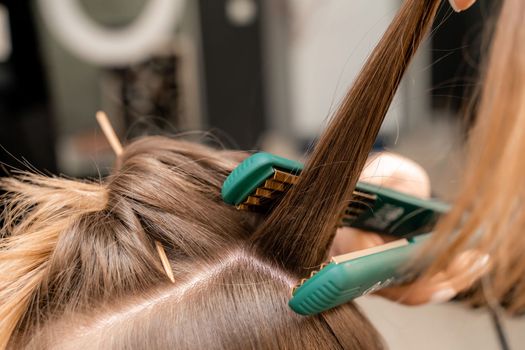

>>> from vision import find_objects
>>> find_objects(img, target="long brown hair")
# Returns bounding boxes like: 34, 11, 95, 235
0, 0, 448, 348
252, 0, 441, 274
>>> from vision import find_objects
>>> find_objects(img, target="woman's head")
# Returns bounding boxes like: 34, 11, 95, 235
1, 136, 382, 349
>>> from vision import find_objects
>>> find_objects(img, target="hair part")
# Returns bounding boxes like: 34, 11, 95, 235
25, 249, 383, 350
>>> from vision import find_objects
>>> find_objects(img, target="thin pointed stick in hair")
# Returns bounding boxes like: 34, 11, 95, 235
156, 241, 175, 283
95, 111, 124, 156
95, 110, 175, 283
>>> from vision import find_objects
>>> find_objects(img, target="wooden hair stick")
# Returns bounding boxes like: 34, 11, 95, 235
96, 111, 175, 283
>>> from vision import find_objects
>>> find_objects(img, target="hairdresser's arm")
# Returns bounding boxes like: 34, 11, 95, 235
331, 153, 489, 305
448, 0, 477, 12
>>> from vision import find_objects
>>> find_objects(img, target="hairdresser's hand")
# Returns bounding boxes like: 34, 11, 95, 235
331, 152, 490, 305
448, 0, 477, 12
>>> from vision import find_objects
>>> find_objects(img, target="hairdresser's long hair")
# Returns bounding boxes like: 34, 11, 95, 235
424, 0, 525, 313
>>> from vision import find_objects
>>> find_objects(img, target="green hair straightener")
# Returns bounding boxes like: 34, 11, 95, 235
222, 152, 448, 236
289, 233, 430, 315
221, 152, 449, 315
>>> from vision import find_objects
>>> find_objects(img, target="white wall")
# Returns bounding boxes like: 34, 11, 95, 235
286, 0, 413, 139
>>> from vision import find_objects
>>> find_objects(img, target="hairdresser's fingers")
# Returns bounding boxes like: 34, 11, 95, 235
376, 250, 490, 305
448, 0, 477, 12
375, 272, 455, 305
443, 250, 491, 293
376, 251, 486, 305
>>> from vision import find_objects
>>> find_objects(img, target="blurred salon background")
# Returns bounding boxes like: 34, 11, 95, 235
0, 1, 521, 349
